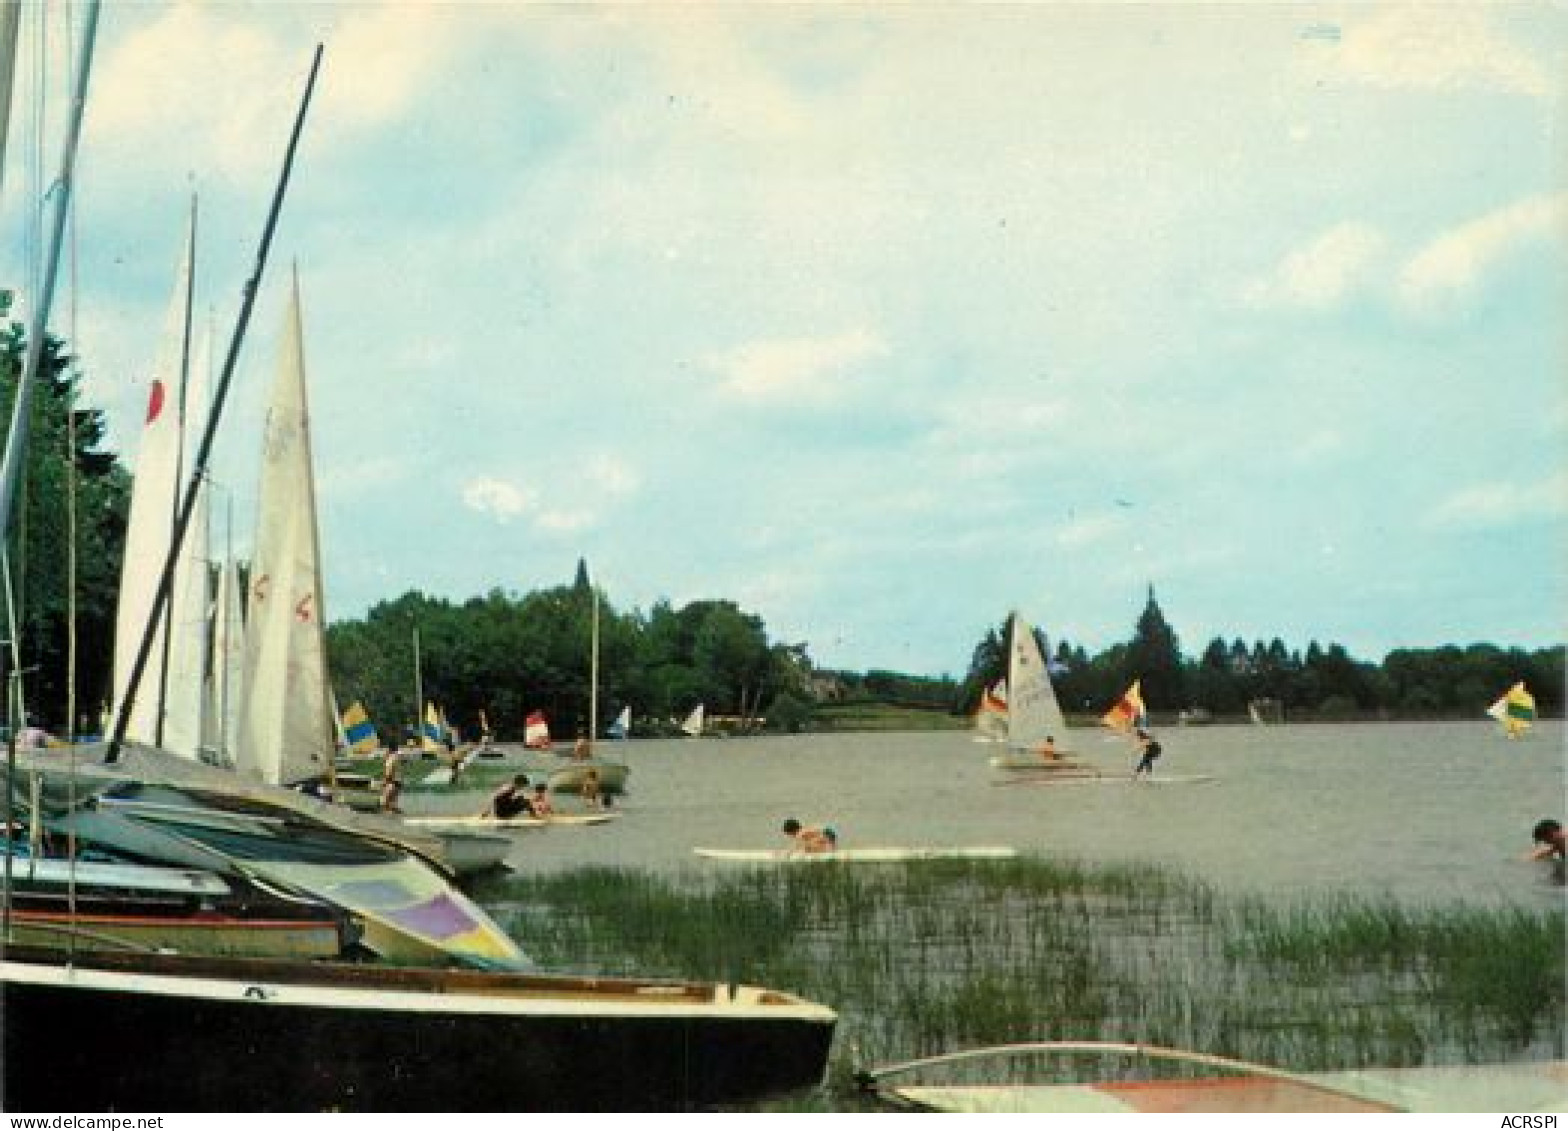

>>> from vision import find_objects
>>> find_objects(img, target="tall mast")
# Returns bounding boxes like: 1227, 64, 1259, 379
589, 584, 599, 752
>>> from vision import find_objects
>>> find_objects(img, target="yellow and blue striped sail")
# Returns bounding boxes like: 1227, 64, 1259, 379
341, 700, 380, 755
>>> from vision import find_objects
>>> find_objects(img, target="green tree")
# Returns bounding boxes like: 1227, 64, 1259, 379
1126, 586, 1185, 711
0, 298, 129, 733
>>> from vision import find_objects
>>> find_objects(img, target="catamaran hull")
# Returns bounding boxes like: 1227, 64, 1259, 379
0, 952, 837, 1112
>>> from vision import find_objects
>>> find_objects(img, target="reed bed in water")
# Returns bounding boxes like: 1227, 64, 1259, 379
476, 856, 1564, 1105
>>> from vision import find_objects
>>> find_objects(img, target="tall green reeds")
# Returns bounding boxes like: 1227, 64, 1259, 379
474, 856, 1564, 1106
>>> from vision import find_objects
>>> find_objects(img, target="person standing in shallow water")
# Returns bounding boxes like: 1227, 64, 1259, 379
1131, 729, 1162, 780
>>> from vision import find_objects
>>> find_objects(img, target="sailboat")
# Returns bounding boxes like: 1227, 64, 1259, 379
607, 704, 631, 740
524, 709, 553, 749
972, 681, 1008, 744
988, 612, 1097, 777
548, 580, 630, 797
680, 703, 706, 737
1101, 680, 1146, 733
109, 208, 208, 760
1486, 682, 1536, 739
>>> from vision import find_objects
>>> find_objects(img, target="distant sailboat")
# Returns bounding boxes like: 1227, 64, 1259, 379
1100, 680, 1147, 734
973, 680, 1008, 744
342, 700, 380, 757
525, 710, 553, 749
989, 612, 1096, 776
607, 705, 631, 740
1486, 682, 1536, 739
680, 703, 706, 737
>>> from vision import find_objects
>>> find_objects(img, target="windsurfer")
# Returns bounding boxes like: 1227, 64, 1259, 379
1132, 729, 1162, 780
782, 818, 837, 854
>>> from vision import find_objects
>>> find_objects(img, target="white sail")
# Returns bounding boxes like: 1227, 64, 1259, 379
204, 556, 244, 766
1006, 612, 1070, 753
235, 274, 333, 785
111, 219, 195, 746
607, 705, 631, 740
161, 315, 214, 759
680, 704, 705, 737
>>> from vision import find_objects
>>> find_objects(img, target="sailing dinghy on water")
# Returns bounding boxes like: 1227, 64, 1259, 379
680, 703, 706, 737
548, 578, 629, 797
524, 709, 553, 749
988, 612, 1099, 778
1487, 682, 1536, 739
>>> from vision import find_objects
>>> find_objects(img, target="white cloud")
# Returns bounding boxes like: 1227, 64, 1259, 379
1396, 194, 1566, 316
708, 330, 889, 406
1242, 223, 1387, 311
461, 476, 535, 523
584, 453, 640, 498
1424, 471, 1568, 530
1331, 6, 1556, 98
1056, 513, 1129, 549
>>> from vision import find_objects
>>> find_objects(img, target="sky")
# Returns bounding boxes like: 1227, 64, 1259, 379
3, 2, 1564, 677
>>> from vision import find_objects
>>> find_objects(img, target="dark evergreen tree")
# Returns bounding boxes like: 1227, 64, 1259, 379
1125, 585, 1185, 711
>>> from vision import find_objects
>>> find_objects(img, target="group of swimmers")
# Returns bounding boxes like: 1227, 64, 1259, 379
482, 769, 608, 820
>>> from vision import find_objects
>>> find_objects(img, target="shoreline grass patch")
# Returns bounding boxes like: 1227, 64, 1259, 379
473, 855, 1564, 1106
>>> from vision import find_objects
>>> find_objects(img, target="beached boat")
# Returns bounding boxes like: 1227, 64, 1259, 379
1, 944, 837, 1110
860, 1042, 1568, 1113
0, 844, 353, 960
988, 612, 1099, 778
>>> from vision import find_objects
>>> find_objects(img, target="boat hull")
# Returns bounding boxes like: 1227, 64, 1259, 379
0, 949, 837, 1111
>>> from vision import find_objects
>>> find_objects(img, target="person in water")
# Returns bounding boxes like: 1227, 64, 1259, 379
484, 774, 534, 820
1132, 729, 1162, 780
580, 767, 603, 808
530, 782, 554, 817
1526, 819, 1564, 861
782, 818, 837, 854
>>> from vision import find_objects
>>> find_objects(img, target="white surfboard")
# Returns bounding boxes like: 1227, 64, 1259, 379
995, 774, 1217, 788
693, 846, 1018, 864
405, 812, 619, 830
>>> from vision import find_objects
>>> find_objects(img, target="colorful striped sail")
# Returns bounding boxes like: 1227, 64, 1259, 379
1101, 680, 1147, 732
524, 710, 552, 749
975, 680, 1008, 743
1486, 682, 1536, 738
421, 701, 448, 752
342, 700, 379, 756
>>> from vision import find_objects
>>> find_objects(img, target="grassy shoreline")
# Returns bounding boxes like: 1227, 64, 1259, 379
472, 856, 1564, 1109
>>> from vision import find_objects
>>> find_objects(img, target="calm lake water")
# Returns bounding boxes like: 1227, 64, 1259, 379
413, 721, 1566, 909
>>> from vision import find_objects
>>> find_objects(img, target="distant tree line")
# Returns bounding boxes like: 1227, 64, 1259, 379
2, 311, 1558, 738
958, 588, 1564, 724
325, 563, 817, 742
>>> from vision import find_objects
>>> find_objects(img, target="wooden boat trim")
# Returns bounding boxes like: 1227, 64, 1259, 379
0, 946, 839, 1020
